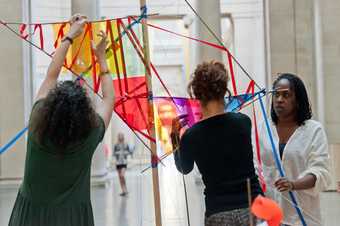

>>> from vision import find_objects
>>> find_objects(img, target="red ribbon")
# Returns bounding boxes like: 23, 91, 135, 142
88, 23, 101, 93
227, 51, 237, 96
108, 20, 127, 119
121, 20, 179, 111
33, 24, 44, 50
144, 21, 238, 96
19, 24, 28, 39
246, 81, 266, 192
53, 23, 66, 49
252, 104, 266, 193
69, 24, 90, 69
117, 19, 130, 93
53, 23, 68, 67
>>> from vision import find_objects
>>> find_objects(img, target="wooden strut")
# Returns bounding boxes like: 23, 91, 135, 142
247, 178, 254, 226
139, 1, 163, 226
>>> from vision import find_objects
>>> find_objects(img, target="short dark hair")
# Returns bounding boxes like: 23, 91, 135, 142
31, 81, 98, 150
271, 73, 312, 125
187, 61, 230, 105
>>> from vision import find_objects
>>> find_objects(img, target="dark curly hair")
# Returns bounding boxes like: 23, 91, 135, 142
188, 61, 230, 105
271, 73, 312, 126
31, 81, 98, 150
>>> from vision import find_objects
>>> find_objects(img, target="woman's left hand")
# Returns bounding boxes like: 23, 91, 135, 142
171, 116, 182, 136
170, 115, 188, 137
275, 177, 294, 192
170, 115, 188, 151
91, 31, 108, 62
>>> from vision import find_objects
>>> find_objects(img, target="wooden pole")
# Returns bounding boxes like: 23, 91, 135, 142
247, 178, 254, 226
139, 1, 163, 226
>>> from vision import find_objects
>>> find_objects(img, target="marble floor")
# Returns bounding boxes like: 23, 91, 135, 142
1, 160, 340, 226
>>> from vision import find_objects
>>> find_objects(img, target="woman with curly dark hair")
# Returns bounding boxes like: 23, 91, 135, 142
170, 61, 263, 226
9, 14, 114, 226
258, 73, 331, 226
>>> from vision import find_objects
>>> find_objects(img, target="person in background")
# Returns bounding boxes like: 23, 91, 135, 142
114, 133, 133, 196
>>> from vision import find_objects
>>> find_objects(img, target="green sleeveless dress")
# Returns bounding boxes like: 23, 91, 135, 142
9, 100, 105, 226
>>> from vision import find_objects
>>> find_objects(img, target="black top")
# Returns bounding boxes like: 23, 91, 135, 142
174, 112, 263, 217
279, 143, 286, 159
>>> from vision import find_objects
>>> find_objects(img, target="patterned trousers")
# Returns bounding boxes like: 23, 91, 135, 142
205, 208, 257, 226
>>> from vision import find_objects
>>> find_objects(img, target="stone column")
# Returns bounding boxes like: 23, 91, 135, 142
267, 0, 317, 113
319, 0, 340, 191
267, 0, 340, 138
192, 0, 222, 183
320, 0, 340, 144
267, 0, 340, 190
195, 0, 222, 63
0, 0, 26, 181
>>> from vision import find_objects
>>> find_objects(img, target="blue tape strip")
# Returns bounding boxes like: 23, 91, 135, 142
0, 126, 28, 155
258, 94, 307, 226
119, 5, 147, 38
140, 5, 147, 18
225, 89, 265, 112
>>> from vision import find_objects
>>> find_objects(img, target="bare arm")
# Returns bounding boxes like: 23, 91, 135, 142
275, 174, 316, 192
35, 14, 87, 101
92, 31, 115, 129
171, 116, 194, 174
292, 174, 317, 190
275, 126, 331, 193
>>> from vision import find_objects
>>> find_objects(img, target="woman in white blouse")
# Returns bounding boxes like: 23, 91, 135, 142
257, 73, 331, 226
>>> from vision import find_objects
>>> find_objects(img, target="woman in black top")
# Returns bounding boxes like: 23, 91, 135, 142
171, 61, 262, 226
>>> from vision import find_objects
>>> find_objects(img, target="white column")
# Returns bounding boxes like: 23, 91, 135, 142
192, 0, 222, 183
71, 0, 98, 21
313, 0, 325, 125
196, 0, 222, 63
0, 0, 26, 181
318, 0, 340, 191
263, 0, 272, 89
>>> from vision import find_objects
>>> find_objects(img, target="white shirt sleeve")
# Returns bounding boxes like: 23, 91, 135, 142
297, 124, 332, 196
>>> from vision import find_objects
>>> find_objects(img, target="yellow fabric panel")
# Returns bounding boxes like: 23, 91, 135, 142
52, 21, 122, 77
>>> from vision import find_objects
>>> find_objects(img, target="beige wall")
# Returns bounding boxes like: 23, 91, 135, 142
268, 0, 317, 111
321, 0, 340, 189
0, 0, 26, 179
329, 144, 340, 189
268, 0, 340, 144
267, 0, 340, 188
320, 0, 340, 144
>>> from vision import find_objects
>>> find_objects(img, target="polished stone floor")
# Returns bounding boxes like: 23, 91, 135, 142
1, 160, 340, 226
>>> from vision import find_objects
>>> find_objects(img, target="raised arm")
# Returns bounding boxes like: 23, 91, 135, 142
92, 31, 115, 129
171, 116, 194, 174
35, 14, 87, 101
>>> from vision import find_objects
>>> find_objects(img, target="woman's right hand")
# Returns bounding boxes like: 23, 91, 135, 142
67, 14, 87, 39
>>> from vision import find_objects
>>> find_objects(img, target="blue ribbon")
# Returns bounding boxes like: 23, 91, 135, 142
118, 5, 147, 38
225, 89, 265, 112
0, 126, 28, 155
258, 93, 307, 226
